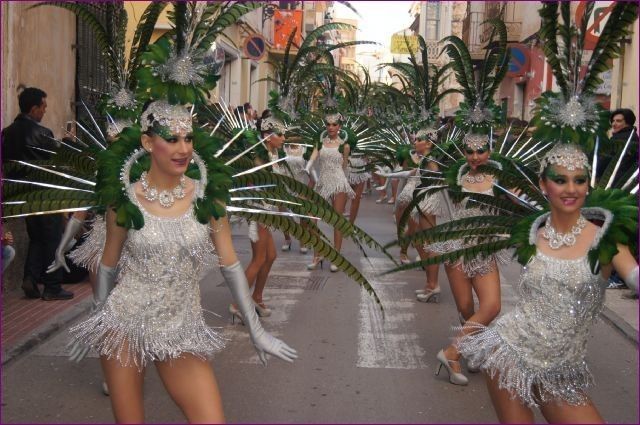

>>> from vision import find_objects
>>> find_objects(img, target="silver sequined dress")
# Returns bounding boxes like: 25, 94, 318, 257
429, 162, 507, 276
456, 208, 611, 407
347, 152, 370, 185
68, 215, 107, 273
70, 182, 225, 368
315, 142, 355, 200
283, 144, 308, 183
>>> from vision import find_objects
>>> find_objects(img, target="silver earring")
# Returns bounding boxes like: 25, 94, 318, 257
542, 190, 547, 196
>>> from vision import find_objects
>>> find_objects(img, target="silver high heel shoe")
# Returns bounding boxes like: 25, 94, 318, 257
330, 263, 339, 272
281, 241, 291, 251
300, 246, 309, 254
416, 287, 441, 303
102, 381, 110, 396
435, 349, 469, 385
254, 300, 272, 317
229, 304, 244, 325
307, 257, 324, 270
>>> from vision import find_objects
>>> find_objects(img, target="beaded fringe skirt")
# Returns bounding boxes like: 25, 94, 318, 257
455, 322, 594, 407
70, 303, 226, 370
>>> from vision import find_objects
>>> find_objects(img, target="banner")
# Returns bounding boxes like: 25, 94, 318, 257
390, 34, 419, 54
273, 9, 303, 50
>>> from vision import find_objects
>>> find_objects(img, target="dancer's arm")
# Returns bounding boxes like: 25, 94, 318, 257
211, 211, 297, 365
47, 210, 89, 273
611, 244, 639, 293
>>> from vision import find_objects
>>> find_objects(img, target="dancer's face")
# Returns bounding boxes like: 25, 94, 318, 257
142, 130, 193, 177
414, 138, 433, 155
540, 165, 589, 214
325, 121, 341, 138
464, 145, 490, 171
266, 131, 285, 149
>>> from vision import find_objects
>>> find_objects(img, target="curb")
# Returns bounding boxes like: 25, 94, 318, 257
600, 306, 638, 344
1, 299, 92, 367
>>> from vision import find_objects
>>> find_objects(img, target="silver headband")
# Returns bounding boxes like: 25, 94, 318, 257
260, 116, 286, 134
106, 118, 133, 138
140, 100, 193, 135
324, 112, 344, 125
463, 133, 489, 150
539, 143, 590, 174
415, 128, 438, 142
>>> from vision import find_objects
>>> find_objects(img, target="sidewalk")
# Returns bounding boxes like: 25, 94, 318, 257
1, 266, 638, 366
1, 282, 93, 365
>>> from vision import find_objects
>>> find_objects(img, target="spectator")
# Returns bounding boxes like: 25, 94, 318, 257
1, 87, 73, 300
2, 232, 15, 272
597, 108, 639, 181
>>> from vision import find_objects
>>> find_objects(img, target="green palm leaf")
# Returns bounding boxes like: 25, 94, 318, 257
233, 210, 383, 308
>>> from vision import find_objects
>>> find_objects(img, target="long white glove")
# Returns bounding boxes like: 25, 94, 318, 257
47, 217, 83, 273
377, 169, 414, 179
68, 263, 117, 362
221, 261, 297, 365
624, 266, 639, 294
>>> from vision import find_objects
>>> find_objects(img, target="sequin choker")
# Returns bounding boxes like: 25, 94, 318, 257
542, 214, 587, 249
465, 172, 485, 184
140, 171, 187, 208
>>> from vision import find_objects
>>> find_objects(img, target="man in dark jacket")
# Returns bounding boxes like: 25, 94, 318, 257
2, 87, 73, 300
596, 108, 639, 184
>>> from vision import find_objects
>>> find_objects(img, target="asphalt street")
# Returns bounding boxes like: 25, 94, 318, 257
1, 195, 638, 423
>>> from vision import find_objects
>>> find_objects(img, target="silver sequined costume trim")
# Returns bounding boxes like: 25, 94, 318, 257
315, 146, 355, 200
70, 181, 225, 369
396, 175, 419, 208
410, 189, 443, 221
347, 154, 371, 185
455, 210, 611, 407
68, 215, 107, 273
428, 188, 508, 276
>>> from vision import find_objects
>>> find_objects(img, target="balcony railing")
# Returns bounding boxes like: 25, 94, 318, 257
481, 2, 521, 42
462, 11, 485, 60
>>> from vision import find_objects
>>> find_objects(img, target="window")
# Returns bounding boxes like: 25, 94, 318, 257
425, 1, 440, 40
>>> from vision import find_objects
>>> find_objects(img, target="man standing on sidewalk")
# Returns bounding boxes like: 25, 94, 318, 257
2, 87, 73, 300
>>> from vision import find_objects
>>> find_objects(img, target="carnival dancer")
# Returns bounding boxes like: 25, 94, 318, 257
279, 129, 310, 253
230, 116, 289, 320
454, 3, 639, 422
304, 112, 355, 272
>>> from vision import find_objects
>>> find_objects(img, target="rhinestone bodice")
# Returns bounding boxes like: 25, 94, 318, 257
496, 252, 605, 369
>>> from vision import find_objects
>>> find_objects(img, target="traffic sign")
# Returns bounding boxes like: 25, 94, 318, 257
243, 34, 267, 61
506, 44, 530, 78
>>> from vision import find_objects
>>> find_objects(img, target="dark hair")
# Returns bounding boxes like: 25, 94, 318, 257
243, 102, 253, 112
256, 109, 271, 133
18, 87, 47, 114
610, 108, 636, 126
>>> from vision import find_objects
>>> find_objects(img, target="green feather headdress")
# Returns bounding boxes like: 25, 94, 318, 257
441, 18, 510, 134
530, 1, 638, 150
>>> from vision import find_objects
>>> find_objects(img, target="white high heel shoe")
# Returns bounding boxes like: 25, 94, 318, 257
102, 381, 110, 396
254, 301, 272, 317
307, 257, 324, 270
330, 263, 339, 272
416, 286, 441, 303
300, 246, 308, 254
229, 304, 244, 325
435, 349, 469, 386
281, 241, 291, 251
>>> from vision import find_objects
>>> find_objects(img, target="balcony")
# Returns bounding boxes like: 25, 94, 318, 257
462, 10, 486, 60
480, 2, 521, 42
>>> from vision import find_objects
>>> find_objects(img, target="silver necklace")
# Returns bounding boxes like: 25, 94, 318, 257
140, 171, 186, 208
465, 172, 485, 184
542, 215, 587, 249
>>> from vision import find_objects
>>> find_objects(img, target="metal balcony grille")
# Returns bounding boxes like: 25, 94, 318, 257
75, 2, 123, 126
